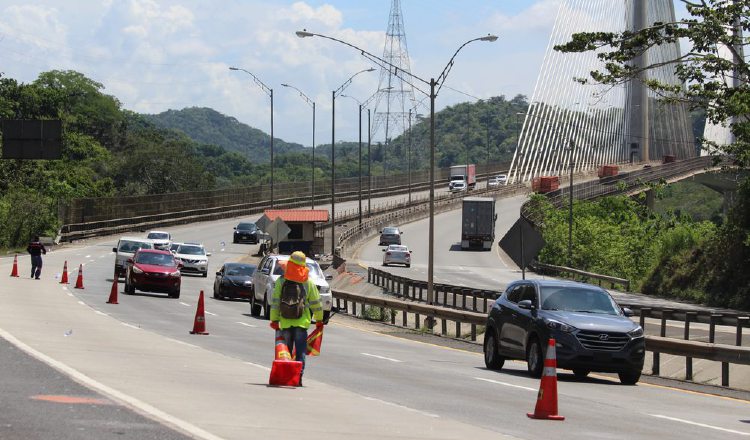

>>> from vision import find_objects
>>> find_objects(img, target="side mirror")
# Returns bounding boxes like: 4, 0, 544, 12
112, 247, 118, 253
126, 258, 133, 264
518, 300, 536, 310
325, 274, 333, 281
233, 227, 237, 230
379, 230, 383, 233
206, 252, 212, 257
409, 250, 413, 253
177, 263, 184, 268
382, 249, 386, 252
400, 231, 403, 234
622, 307, 634, 317
216, 271, 221, 276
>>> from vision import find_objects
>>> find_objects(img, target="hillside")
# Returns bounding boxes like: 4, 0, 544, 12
143, 107, 306, 161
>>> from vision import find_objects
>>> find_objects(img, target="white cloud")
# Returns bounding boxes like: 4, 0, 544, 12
0, 4, 67, 50
278, 2, 343, 28
488, 0, 561, 33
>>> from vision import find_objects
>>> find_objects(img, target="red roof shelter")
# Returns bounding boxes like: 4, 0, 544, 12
262, 209, 329, 256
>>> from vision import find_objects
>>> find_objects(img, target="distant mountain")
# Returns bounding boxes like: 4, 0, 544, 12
143, 107, 306, 162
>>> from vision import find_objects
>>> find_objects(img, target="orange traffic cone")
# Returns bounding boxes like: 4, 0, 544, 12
10, 254, 19, 277
189, 290, 209, 335
527, 338, 565, 421
74, 264, 84, 289
269, 330, 302, 386
106, 277, 119, 304
60, 261, 69, 284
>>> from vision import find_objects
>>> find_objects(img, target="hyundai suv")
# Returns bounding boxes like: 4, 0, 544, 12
483, 279, 645, 384
251, 254, 332, 321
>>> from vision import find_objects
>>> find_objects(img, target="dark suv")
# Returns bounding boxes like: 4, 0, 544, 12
379, 227, 402, 246
233, 222, 260, 244
483, 279, 645, 384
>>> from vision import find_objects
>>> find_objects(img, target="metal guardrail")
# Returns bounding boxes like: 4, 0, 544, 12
332, 287, 750, 388
531, 261, 631, 291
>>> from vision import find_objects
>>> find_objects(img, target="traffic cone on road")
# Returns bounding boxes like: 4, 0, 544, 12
60, 261, 69, 284
10, 255, 19, 277
74, 264, 84, 289
106, 277, 119, 304
274, 332, 293, 360
189, 290, 209, 335
527, 338, 565, 421
269, 330, 302, 386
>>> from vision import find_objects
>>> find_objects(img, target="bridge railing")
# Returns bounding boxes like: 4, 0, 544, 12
332, 287, 750, 388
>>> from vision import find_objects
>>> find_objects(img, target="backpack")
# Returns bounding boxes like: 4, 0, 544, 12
280, 279, 307, 320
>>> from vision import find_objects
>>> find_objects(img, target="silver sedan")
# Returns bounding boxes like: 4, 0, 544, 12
382, 245, 412, 267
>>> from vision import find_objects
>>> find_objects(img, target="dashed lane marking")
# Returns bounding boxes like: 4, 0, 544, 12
166, 338, 199, 349
649, 414, 750, 436
84, 255, 91, 258
204, 311, 216, 316
95, 311, 107, 316
474, 377, 536, 392
77, 301, 85, 306
362, 396, 439, 418
361, 352, 403, 363
236, 322, 257, 328
121, 323, 140, 330
244, 361, 270, 371
179, 302, 191, 307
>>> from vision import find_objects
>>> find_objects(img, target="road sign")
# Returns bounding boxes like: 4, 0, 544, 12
266, 217, 291, 245
499, 216, 545, 270
255, 214, 272, 233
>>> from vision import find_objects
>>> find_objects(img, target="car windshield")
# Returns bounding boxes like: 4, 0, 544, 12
237, 223, 256, 231
147, 232, 169, 240
118, 241, 153, 253
178, 245, 205, 255
170, 243, 180, 251
540, 286, 619, 315
135, 253, 176, 267
226, 265, 255, 276
382, 228, 399, 234
389, 245, 408, 252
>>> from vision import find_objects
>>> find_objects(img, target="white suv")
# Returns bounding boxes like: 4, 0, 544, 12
146, 230, 172, 250
113, 237, 155, 277
173, 243, 211, 277
251, 254, 332, 321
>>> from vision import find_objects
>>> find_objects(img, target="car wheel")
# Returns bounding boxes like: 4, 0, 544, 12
250, 293, 262, 317
382, 262, 388, 267
618, 370, 641, 385
202, 272, 208, 278
262, 294, 270, 320
125, 278, 135, 295
526, 338, 544, 378
214, 286, 222, 300
406, 264, 411, 268
233, 237, 238, 244
170, 290, 180, 299
483, 330, 505, 370
573, 369, 590, 379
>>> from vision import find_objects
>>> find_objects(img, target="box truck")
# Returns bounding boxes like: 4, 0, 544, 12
461, 197, 496, 250
449, 164, 476, 191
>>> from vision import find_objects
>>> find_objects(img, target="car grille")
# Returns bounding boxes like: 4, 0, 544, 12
575, 330, 630, 351
182, 259, 202, 264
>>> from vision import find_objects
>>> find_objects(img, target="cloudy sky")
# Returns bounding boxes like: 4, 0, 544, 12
0, 0, 679, 147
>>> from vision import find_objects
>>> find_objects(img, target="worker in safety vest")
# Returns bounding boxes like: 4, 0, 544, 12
269, 251, 324, 385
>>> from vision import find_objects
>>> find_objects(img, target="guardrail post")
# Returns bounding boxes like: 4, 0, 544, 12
451, 287, 458, 308
461, 288, 471, 311
472, 290, 479, 313
639, 307, 650, 331
441, 316, 447, 336
455, 321, 461, 339
418, 283, 424, 301
470, 322, 477, 341
736, 317, 748, 346
391, 307, 396, 325
402, 307, 407, 327
367, 267, 372, 284
684, 311, 696, 381
708, 314, 727, 386
415, 311, 421, 330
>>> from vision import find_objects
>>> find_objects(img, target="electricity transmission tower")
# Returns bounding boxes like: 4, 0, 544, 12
371, 0, 418, 178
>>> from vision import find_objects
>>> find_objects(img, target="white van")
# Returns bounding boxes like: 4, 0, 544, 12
113, 236, 155, 277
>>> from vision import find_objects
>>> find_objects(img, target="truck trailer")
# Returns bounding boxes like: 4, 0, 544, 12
449, 164, 476, 191
461, 197, 496, 250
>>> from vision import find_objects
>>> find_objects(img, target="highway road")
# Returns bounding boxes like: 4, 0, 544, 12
2, 207, 750, 439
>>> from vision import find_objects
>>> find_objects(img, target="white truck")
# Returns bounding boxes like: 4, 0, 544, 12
449, 164, 476, 192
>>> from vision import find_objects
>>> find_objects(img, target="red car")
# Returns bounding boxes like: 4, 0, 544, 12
124, 249, 182, 298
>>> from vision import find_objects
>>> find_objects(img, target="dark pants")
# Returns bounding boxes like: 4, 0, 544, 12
281, 326, 308, 375
30, 255, 43, 279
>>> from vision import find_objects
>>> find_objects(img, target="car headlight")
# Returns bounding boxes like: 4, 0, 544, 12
132, 266, 144, 274
169, 270, 181, 277
544, 318, 576, 333
628, 326, 644, 338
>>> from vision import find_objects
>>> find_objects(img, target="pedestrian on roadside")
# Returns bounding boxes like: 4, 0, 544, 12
27, 236, 47, 280
269, 251, 324, 386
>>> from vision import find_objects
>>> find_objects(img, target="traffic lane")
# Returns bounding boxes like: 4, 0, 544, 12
0, 335, 192, 440
310, 319, 750, 440
23, 245, 750, 440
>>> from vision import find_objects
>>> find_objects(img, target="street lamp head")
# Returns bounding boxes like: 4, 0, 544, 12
281, 83, 289, 87
229, 67, 239, 71
366, 68, 376, 72
480, 34, 499, 42
296, 30, 314, 38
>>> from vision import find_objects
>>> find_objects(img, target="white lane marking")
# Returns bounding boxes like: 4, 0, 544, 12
204, 311, 216, 316
84, 255, 91, 258
361, 352, 403, 363
179, 302, 192, 307
236, 322, 257, 328
121, 323, 140, 330
362, 396, 439, 418
66, 293, 73, 297
244, 361, 271, 371
166, 338, 199, 349
0, 327, 224, 440
475, 377, 537, 392
95, 311, 107, 316
62, 286, 68, 291
650, 414, 750, 436
77, 301, 85, 306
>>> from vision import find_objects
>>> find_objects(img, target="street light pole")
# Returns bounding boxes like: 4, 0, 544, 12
368, 108, 372, 217
280, 83, 316, 208
408, 108, 412, 204
296, 29, 498, 307
229, 67, 275, 207
567, 139, 574, 267
330, 68, 375, 256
